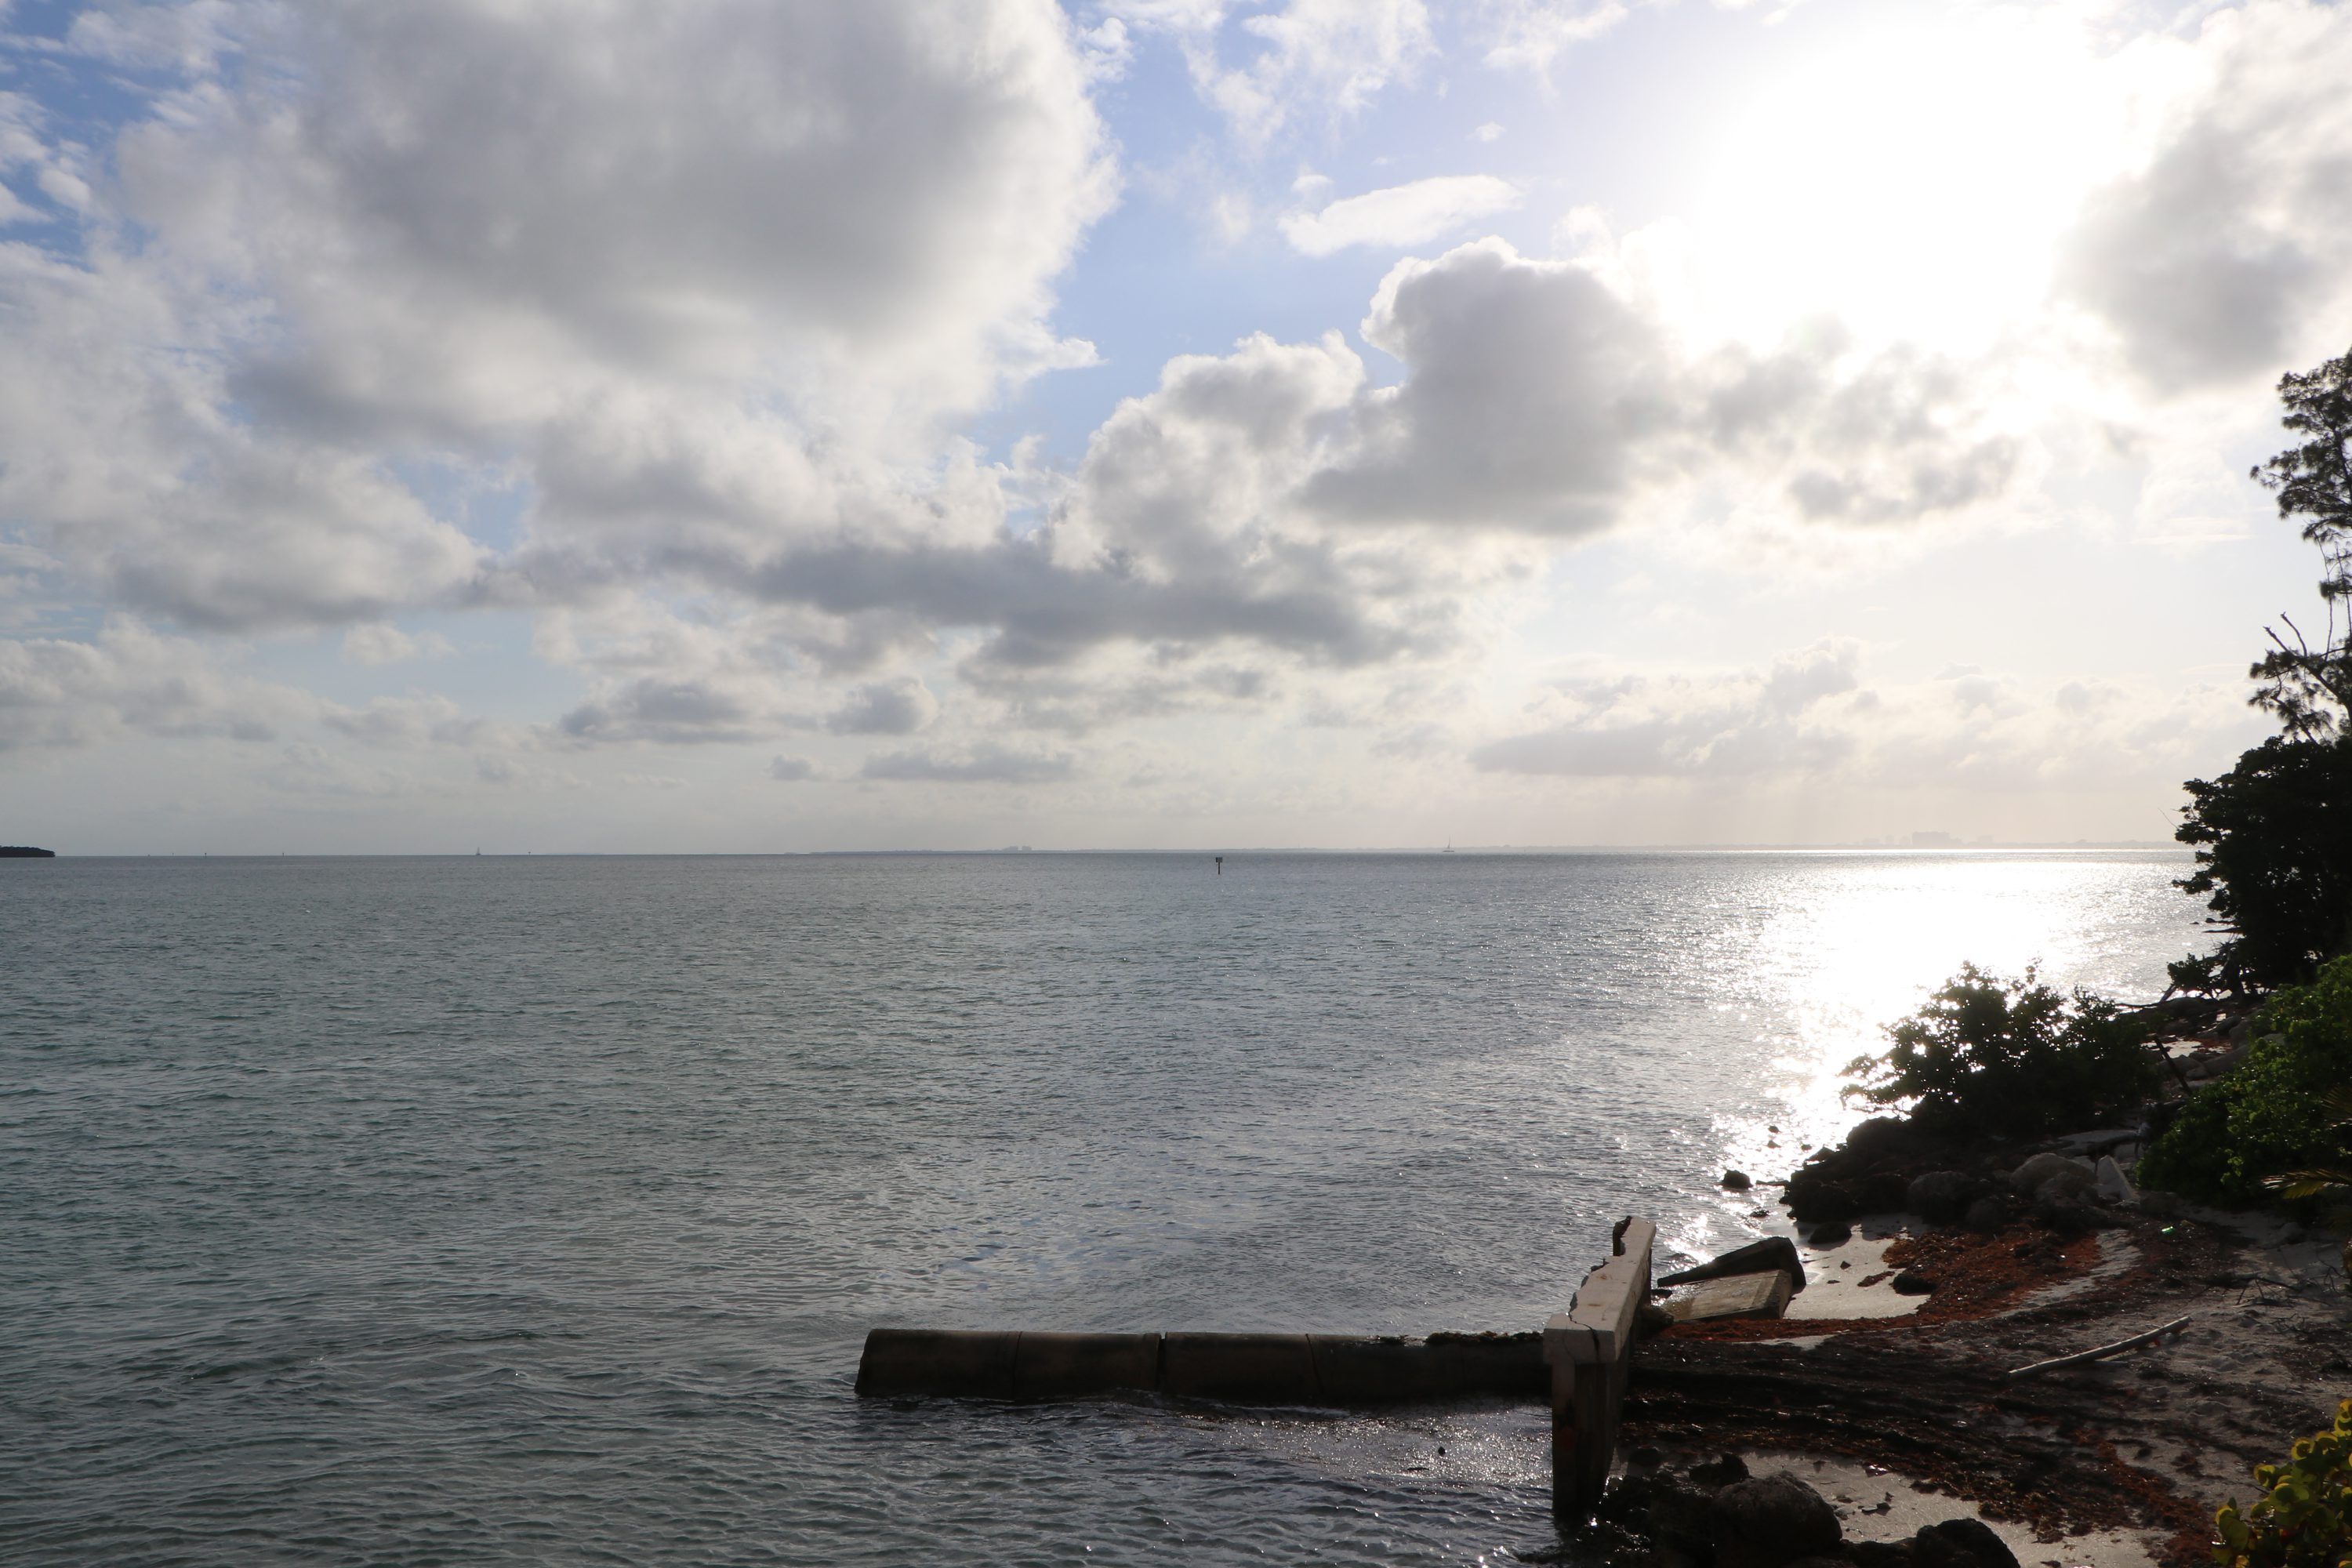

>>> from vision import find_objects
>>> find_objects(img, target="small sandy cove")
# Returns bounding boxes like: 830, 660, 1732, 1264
1623, 1205, 2347, 1568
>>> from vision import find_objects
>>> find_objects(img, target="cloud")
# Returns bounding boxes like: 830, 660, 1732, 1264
768, 754, 817, 782
1280, 175, 1521, 256
0, 620, 314, 750
1477, 0, 1797, 74
0, 0, 1116, 635
2056, 0, 2352, 393
824, 677, 939, 735
1479, 0, 1634, 73
1472, 639, 1863, 777
557, 678, 764, 747
321, 693, 503, 750
342, 623, 454, 666
1472, 640, 2249, 793
1306, 241, 2016, 535
860, 742, 1074, 784
1105, 0, 1432, 142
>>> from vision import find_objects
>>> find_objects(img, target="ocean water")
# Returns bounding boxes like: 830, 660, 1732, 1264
1, 851, 2209, 1565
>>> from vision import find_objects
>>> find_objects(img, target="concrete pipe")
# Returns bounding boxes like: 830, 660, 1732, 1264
1159, 1332, 1322, 1403
1010, 1332, 1162, 1399
855, 1329, 1021, 1398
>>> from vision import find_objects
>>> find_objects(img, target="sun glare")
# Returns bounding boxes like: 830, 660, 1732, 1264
1686, 9, 2126, 354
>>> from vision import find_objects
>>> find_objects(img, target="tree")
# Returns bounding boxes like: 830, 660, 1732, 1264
1845, 964, 2151, 1137
2176, 347, 2352, 992
2246, 347, 2352, 735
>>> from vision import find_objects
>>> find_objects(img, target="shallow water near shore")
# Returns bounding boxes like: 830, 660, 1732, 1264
0, 850, 2207, 1564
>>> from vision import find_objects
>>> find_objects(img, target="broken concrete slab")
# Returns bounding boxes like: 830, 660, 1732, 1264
1660, 1236, 1806, 1295
1668, 1270, 1795, 1323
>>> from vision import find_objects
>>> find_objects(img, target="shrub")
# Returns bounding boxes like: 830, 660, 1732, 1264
2141, 956, 2352, 1202
2212, 1398, 2352, 1568
1844, 964, 2154, 1138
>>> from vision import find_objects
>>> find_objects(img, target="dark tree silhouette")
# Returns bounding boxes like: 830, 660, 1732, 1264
2176, 346, 2352, 993
2247, 346, 2352, 735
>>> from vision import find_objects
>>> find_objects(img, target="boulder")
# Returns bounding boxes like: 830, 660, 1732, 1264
1912, 1518, 2020, 1568
1962, 1196, 2011, 1234
1724, 1169, 1754, 1191
1688, 1453, 1751, 1488
1859, 1171, 1913, 1212
2009, 1152, 2092, 1195
1892, 1270, 1937, 1295
1843, 1116, 1918, 1163
1804, 1221, 1853, 1248
1786, 1172, 1860, 1223
2030, 1194, 2101, 1237
1906, 1170, 1980, 1224
1847, 1541, 1917, 1568
2093, 1156, 2136, 1205
1710, 1472, 1843, 1568
1646, 1474, 1725, 1552
1660, 1236, 1807, 1295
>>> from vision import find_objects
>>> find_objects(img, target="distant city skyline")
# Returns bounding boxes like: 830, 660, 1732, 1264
5, 0, 2350, 852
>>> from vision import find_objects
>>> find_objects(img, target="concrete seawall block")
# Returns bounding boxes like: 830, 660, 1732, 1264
1160, 1332, 1321, 1403
1011, 1332, 1163, 1398
857, 1328, 1021, 1398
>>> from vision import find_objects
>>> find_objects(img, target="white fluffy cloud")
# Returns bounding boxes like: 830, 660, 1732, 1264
0, 621, 311, 750
1307, 240, 2017, 535
0, 0, 1114, 637
1281, 175, 1521, 256
1104, 0, 1433, 140
2056, 0, 2352, 392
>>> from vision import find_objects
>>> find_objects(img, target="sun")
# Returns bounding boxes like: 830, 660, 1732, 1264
1681, 6, 2132, 355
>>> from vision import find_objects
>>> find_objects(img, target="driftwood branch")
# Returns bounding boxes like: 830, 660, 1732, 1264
2002, 1316, 2193, 1381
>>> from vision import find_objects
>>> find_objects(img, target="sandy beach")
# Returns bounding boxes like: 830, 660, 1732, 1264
1624, 1201, 2347, 1567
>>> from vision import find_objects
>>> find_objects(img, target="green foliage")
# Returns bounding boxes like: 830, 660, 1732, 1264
2212, 1399, 2352, 1568
1844, 964, 2154, 1138
2140, 956, 2352, 1202
2176, 735, 2352, 991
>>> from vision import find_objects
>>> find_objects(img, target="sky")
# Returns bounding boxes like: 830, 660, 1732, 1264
2, 0, 2349, 854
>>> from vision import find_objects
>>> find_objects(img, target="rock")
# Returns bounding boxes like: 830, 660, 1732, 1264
2137, 1189, 2180, 1218
2009, 1152, 2093, 1195
1912, 1518, 2020, 1568
1638, 1303, 1679, 1339
1859, 1171, 1912, 1212
2031, 1195, 2100, 1237
1843, 1116, 1917, 1163
1784, 1167, 1859, 1223
1648, 1474, 1726, 1551
1804, 1221, 1853, 1248
1710, 1472, 1843, 1568
1847, 1541, 1918, 1568
1660, 1236, 1808, 1295
1724, 1169, 1754, 1190
1962, 1196, 2010, 1234
1689, 1453, 1751, 1488
1892, 1270, 1936, 1295
2092, 1155, 2136, 1205
1906, 1170, 1980, 1224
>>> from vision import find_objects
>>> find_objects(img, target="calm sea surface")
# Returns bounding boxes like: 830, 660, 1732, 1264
2, 851, 2208, 1565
